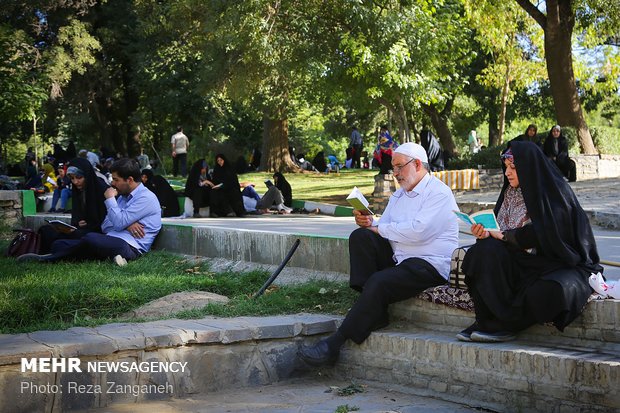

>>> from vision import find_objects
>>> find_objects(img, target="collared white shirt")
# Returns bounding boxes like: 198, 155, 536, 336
102, 183, 162, 253
375, 173, 459, 279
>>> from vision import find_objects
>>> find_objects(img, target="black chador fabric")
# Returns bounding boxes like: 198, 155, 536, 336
420, 129, 444, 172
273, 172, 292, 207
184, 159, 211, 211
463, 141, 601, 331
210, 154, 245, 217
312, 152, 328, 173
142, 169, 180, 217
39, 157, 108, 254
68, 157, 109, 232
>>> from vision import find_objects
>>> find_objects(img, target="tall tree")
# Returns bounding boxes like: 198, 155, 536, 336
515, 0, 597, 153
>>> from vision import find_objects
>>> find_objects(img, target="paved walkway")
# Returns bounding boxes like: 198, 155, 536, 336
79, 376, 482, 413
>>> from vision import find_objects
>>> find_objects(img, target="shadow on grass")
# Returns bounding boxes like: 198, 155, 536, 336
0, 247, 355, 334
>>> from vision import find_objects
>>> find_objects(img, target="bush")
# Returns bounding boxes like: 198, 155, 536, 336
448, 145, 504, 170
591, 126, 620, 155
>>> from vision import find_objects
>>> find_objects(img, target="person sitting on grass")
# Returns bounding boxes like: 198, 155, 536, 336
456, 142, 601, 343
185, 159, 212, 218
37, 157, 109, 254
48, 163, 72, 213
18, 158, 162, 266
207, 154, 246, 217
141, 168, 180, 217
241, 180, 292, 214
273, 172, 292, 208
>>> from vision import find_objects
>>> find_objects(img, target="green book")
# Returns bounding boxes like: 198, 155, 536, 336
346, 187, 374, 215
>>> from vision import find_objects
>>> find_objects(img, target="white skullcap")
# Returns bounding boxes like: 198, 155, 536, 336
394, 142, 428, 164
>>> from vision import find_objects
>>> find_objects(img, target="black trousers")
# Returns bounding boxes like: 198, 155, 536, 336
339, 228, 446, 344
351, 144, 362, 168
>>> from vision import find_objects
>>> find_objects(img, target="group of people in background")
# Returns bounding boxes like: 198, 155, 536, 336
507, 123, 577, 182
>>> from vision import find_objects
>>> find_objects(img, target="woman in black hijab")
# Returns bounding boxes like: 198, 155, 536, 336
419, 128, 445, 172
184, 159, 211, 218
273, 172, 292, 207
543, 125, 576, 182
142, 169, 180, 217
457, 141, 600, 342
38, 157, 109, 253
209, 154, 245, 217
312, 151, 328, 173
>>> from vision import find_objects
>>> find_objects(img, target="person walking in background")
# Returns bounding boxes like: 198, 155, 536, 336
349, 126, 363, 168
299, 143, 458, 366
171, 126, 190, 177
468, 130, 481, 154
543, 125, 576, 182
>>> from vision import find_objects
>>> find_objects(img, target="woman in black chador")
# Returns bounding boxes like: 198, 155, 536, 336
38, 157, 109, 253
457, 141, 601, 343
273, 172, 292, 207
209, 154, 245, 217
184, 159, 211, 218
419, 128, 444, 171
142, 169, 180, 217
543, 124, 576, 182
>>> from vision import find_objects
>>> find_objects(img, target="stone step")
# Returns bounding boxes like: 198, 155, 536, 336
390, 296, 620, 351
331, 324, 620, 413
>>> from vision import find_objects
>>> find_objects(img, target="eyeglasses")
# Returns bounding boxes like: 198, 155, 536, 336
392, 157, 416, 173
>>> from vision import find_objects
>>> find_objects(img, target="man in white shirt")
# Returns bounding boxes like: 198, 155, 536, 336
299, 142, 459, 366
171, 126, 190, 177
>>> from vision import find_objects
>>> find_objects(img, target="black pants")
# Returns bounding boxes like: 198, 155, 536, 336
339, 228, 446, 344
48, 233, 141, 262
38, 225, 91, 254
351, 144, 362, 168
173, 153, 188, 177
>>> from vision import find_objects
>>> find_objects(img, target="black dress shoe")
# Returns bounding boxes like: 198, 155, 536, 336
299, 339, 339, 366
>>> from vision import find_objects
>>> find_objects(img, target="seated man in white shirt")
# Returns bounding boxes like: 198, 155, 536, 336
299, 142, 459, 366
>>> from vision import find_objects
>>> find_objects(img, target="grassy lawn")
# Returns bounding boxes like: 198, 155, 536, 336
170, 169, 378, 206
0, 243, 356, 334
1, 170, 380, 334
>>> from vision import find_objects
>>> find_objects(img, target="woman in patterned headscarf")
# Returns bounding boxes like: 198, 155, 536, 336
372, 125, 399, 174
457, 141, 601, 343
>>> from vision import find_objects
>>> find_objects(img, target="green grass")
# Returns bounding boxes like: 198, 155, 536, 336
0, 245, 356, 334
169, 169, 378, 206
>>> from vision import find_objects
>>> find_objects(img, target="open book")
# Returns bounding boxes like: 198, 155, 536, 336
346, 187, 374, 215
46, 219, 77, 234
453, 209, 500, 231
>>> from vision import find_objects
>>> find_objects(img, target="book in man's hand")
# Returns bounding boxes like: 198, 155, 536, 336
46, 219, 77, 234
346, 186, 374, 215
453, 209, 500, 231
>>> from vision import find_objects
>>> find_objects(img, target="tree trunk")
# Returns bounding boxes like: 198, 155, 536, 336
516, 0, 597, 154
488, 107, 500, 147
260, 107, 299, 172
421, 100, 457, 158
498, 63, 511, 146
397, 96, 411, 143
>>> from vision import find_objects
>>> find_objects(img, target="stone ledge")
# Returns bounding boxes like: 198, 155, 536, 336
334, 326, 620, 412
0, 314, 340, 367
390, 296, 620, 350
